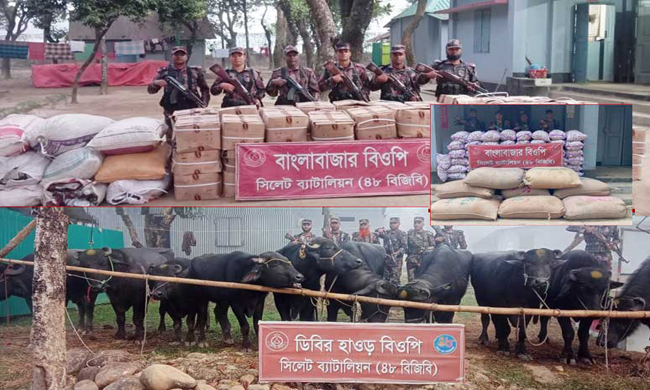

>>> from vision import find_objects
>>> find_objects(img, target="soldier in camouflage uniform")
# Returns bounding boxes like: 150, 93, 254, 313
488, 109, 511, 130
433, 225, 467, 250
406, 217, 437, 282
289, 219, 316, 244
318, 42, 370, 102
266, 45, 320, 106
514, 111, 532, 132
578, 226, 620, 272
376, 217, 408, 285
322, 216, 350, 245
539, 109, 562, 131
368, 45, 428, 102
352, 219, 380, 244
431, 39, 482, 98
454, 109, 485, 132
148, 46, 210, 136
210, 47, 265, 107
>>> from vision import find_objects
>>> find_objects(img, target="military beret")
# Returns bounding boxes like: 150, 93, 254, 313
390, 45, 406, 54
302, 219, 312, 224
172, 46, 187, 54
414, 216, 425, 222
390, 217, 400, 222
229, 47, 245, 55
283, 45, 299, 55
330, 216, 341, 222
359, 219, 369, 224
446, 39, 462, 49
335, 42, 351, 51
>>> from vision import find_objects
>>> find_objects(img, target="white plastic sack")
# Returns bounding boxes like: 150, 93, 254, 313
447, 141, 466, 151
449, 150, 467, 159
448, 172, 467, 180
566, 150, 584, 158
531, 140, 547, 144
549, 130, 566, 140
0, 184, 43, 206
566, 141, 584, 151
41, 147, 104, 186
483, 142, 500, 146
451, 158, 469, 166
0, 114, 45, 154
87, 117, 164, 155
500, 140, 515, 146
516, 140, 531, 145
482, 130, 501, 142
516, 131, 532, 141
532, 130, 550, 142
33, 114, 114, 156
43, 179, 107, 206
437, 166, 448, 182
436, 154, 451, 170
448, 165, 468, 174
566, 130, 587, 142
467, 141, 482, 146
500, 130, 516, 141
0, 152, 51, 188
451, 131, 470, 143
468, 131, 484, 142
106, 176, 170, 205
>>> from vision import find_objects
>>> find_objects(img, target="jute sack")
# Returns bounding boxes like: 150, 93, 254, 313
633, 180, 650, 216
465, 167, 525, 190
501, 186, 551, 198
431, 197, 501, 221
523, 167, 581, 189
563, 196, 628, 220
498, 196, 565, 219
95, 144, 170, 183
435, 180, 495, 199
553, 178, 610, 199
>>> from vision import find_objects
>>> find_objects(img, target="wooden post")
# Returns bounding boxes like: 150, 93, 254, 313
0, 219, 36, 258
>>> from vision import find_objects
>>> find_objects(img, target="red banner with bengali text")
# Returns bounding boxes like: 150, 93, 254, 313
235, 140, 431, 200
258, 322, 465, 385
468, 143, 564, 169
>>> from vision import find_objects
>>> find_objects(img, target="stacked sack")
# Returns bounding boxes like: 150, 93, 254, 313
432, 167, 627, 221
90, 117, 169, 205
564, 130, 587, 176
171, 110, 222, 201
633, 127, 650, 216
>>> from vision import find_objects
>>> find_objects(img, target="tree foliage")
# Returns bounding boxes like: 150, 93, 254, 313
207, 0, 244, 48
154, 0, 208, 57
24, 0, 67, 43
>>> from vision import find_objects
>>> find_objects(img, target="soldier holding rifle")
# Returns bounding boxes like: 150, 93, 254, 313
266, 45, 319, 106
210, 47, 265, 107
367, 45, 426, 103
318, 42, 370, 102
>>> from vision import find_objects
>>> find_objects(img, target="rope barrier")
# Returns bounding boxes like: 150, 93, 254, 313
2, 257, 650, 320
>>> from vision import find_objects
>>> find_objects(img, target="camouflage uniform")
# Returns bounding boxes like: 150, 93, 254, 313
406, 227, 437, 282
368, 65, 427, 102
433, 227, 467, 250
432, 59, 480, 97
514, 121, 532, 132
294, 231, 316, 244
583, 226, 620, 272
266, 66, 320, 105
351, 231, 380, 244
455, 116, 485, 132
318, 62, 370, 102
148, 53, 210, 134
377, 222, 408, 284
210, 66, 265, 108
540, 118, 561, 131
325, 231, 351, 245
488, 119, 511, 130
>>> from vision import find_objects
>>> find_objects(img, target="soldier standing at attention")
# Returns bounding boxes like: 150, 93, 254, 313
376, 217, 408, 285
438, 225, 468, 250
288, 219, 316, 244
318, 42, 370, 102
266, 45, 319, 105
323, 216, 350, 245
148, 46, 210, 136
567, 226, 621, 273
352, 219, 380, 244
406, 217, 437, 282
210, 47, 265, 107
431, 39, 482, 98
368, 45, 427, 102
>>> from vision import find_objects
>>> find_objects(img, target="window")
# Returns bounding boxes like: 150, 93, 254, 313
474, 9, 491, 53
215, 217, 243, 247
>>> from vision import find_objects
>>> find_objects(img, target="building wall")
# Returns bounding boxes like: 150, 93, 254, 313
389, 16, 446, 65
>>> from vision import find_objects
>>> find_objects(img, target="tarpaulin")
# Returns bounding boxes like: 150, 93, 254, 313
32, 60, 168, 88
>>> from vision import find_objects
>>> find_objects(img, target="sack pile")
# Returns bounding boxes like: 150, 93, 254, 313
432, 167, 627, 221
436, 129, 588, 182
438, 95, 596, 105
633, 127, 650, 216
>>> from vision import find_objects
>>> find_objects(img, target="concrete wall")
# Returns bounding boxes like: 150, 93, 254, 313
389, 16, 446, 65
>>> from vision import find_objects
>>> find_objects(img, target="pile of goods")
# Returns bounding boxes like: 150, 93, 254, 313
633, 126, 650, 216
438, 95, 596, 105
0, 101, 430, 206
436, 129, 587, 182
431, 167, 627, 222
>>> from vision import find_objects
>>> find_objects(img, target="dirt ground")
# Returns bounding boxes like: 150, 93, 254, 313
0, 67, 431, 207
1, 289, 648, 390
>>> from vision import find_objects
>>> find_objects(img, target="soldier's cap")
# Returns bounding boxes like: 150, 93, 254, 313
414, 216, 425, 222
390, 45, 406, 54
390, 217, 400, 222
283, 45, 299, 55
446, 39, 462, 49
172, 46, 188, 55
229, 47, 245, 55
335, 42, 351, 51
330, 216, 341, 222
359, 219, 369, 224
302, 219, 312, 224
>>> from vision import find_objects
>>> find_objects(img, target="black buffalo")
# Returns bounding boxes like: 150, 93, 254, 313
324, 241, 396, 323
397, 245, 473, 323
0, 260, 34, 312
274, 238, 363, 321
535, 250, 622, 365
598, 256, 650, 349
77, 247, 171, 341
471, 249, 563, 360
186, 251, 303, 350
148, 258, 193, 344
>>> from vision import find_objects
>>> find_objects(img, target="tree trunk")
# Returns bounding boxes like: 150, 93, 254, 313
402, 0, 427, 66
100, 36, 108, 95
260, 6, 274, 69
2, 57, 11, 79
305, 0, 337, 72
72, 26, 110, 104
340, 0, 375, 62
273, 7, 288, 68
0, 219, 36, 258
143, 208, 176, 248
243, 0, 250, 59
30, 208, 69, 390
279, 0, 300, 47
297, 21, 315, 69
115, 209, 143, 248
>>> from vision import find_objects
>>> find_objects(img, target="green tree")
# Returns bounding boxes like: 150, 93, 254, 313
69, 0, 154, 104
154, 0, 208, 58
207, 0, 243, 49
24, 0, 67, 43
1, 0, 30, 79
401, 0, 426, 66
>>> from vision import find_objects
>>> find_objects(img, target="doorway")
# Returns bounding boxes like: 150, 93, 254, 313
598, 105, 633, 166
573, 3, 617, 82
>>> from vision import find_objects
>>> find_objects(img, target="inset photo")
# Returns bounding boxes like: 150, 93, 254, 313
431, 104, 633, 225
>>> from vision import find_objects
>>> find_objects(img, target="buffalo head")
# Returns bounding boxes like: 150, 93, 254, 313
77, 248, 130, 291
306, 238, 363, 274
505, 248, 564, 293
241, 251, 304, 288
148, 260, 189, 300
597, 295, 646, 349
398, 281, 452, 323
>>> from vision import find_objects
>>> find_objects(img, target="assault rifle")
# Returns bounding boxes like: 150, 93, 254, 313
323, 60, 369, 103
414, 62, 488, 94
365, 62, 422, 102
209, 63, 262, 107
163, 75, 206, 108
284, 74, 316, 102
